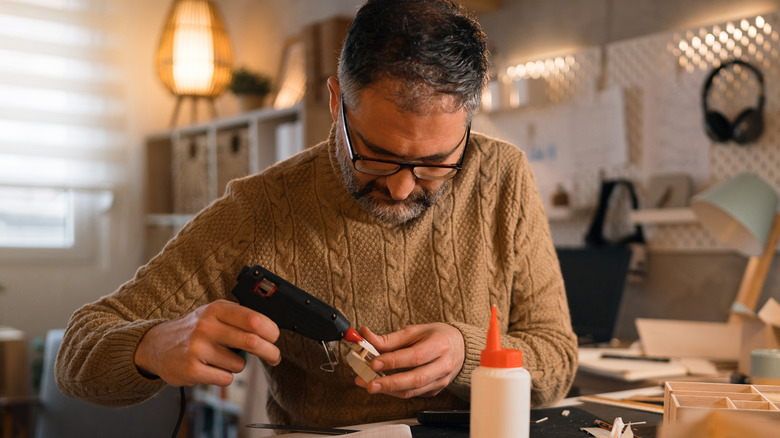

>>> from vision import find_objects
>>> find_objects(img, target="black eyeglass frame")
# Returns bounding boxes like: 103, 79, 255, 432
340, 97, 470, 181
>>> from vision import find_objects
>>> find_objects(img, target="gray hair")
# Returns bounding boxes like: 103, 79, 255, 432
338, 0, 489, 122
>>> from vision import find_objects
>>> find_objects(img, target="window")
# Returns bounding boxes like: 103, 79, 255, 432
0, 0, 126, 255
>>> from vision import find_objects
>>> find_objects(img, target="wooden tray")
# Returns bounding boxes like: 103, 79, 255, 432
664, 381, 780, 424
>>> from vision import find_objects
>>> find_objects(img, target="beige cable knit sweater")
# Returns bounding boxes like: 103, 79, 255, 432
56, 128, 577, 427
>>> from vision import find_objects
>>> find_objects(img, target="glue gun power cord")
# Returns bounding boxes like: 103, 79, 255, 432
171, 386, 186, 438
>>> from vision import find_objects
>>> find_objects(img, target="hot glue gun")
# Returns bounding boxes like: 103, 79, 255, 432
231, 265, 382, 381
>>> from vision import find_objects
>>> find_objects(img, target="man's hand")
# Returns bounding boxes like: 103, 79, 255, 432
355, 323, 465, 398
134, 300, 281, 387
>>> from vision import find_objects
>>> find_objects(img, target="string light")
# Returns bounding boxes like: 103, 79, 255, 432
670, 13, 774, 72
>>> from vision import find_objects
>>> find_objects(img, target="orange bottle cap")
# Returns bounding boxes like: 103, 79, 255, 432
480, 305, 523, 368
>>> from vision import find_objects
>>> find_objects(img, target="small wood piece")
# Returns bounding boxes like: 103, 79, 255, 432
345, 350, 382, 382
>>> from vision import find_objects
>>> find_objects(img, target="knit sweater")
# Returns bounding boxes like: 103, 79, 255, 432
56, 128, 578, 427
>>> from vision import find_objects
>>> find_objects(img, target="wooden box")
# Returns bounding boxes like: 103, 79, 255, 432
664, 381, 780, 425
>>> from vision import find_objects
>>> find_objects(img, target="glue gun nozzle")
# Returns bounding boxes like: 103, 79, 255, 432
344, 327, 364, 343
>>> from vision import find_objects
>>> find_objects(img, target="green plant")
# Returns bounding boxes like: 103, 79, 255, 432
229, 67, 272, 95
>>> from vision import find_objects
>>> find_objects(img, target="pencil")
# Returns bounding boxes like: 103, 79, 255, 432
600, 354, 670, 362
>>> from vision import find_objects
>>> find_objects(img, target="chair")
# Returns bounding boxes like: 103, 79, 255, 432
36, 329, 183, 438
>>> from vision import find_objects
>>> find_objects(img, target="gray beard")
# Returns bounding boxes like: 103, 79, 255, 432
334, 132, 448, 226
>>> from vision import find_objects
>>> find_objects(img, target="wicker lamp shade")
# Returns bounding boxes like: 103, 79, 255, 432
156, 0, 233, 98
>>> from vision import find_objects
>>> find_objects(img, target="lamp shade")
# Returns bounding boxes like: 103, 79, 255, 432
691, 172, 778, 256
156, 0, 233, 97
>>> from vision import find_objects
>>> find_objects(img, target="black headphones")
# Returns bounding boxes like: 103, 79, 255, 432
702, 60, 765, 145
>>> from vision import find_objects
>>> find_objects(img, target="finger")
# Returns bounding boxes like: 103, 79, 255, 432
359, 325, 424, 353
177, 359, 237, 387
212, 319, 282, 366
209, 302, 282, 365
366, 366, 450, 399
371, 338, 447, 372
216, 301, 281, 343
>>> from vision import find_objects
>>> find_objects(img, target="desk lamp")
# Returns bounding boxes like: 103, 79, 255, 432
691, 172, 780, 323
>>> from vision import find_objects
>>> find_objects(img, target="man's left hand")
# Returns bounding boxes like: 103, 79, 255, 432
355, 323, 464, 398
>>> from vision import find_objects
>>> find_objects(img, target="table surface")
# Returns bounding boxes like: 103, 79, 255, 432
248, 386, 665, 437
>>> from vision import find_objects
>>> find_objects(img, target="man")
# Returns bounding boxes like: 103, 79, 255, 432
56, 0, 577, 428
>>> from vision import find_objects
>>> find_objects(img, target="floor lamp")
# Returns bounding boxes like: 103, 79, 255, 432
691, 172, 780, 324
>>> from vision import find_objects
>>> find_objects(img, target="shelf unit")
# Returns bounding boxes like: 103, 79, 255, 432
143, 102, 332, 260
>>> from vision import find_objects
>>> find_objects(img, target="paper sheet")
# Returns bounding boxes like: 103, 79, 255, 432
341, 424, 413, 438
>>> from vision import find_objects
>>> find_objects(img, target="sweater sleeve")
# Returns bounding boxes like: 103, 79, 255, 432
55, 182, 258, 406
449, 152, 578, 407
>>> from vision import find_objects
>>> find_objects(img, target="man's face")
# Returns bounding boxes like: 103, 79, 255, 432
330, 80, 469, 225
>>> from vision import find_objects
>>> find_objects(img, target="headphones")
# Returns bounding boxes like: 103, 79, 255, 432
702, 60, 765, 145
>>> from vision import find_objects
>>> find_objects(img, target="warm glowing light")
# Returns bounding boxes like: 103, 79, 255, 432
719, 31, 729, 43
692, 36, 701, 48
741, 19, 750, 31
727, 39, 736, 50
156, 0, 233, 97
733, 28, 743, 40
679, 40, 689, 51
749, 26, 757, 38
727, 22, 736, 33
757, 16, 766, 28
713, 42, 722, 52
765, 23, 773, 34
705, 33, 715, 45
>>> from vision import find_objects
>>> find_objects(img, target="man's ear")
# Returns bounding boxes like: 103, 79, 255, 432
327, 77, 341, 123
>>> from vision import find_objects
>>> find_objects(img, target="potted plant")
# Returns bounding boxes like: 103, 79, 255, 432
229, 67, 273, 112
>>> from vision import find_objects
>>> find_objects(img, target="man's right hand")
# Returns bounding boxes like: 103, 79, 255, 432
133, 299, 281, 387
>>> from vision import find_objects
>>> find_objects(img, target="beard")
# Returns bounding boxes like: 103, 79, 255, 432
334, 132, 448, 226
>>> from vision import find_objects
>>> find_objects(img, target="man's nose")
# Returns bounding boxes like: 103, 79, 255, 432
384, 168, 417, 200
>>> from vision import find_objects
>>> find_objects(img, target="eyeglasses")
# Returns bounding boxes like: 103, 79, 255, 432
340, 97, 469, 181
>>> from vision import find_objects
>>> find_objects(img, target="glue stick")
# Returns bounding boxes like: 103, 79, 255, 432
470, 305, 531, 438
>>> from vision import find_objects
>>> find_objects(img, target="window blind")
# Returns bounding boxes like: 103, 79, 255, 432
0, 0, 127, 248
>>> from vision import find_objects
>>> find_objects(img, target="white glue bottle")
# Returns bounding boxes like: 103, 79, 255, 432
470, 304, 531, 438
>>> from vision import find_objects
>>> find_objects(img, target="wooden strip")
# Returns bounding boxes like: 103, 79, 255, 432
578, 394, 665, 414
